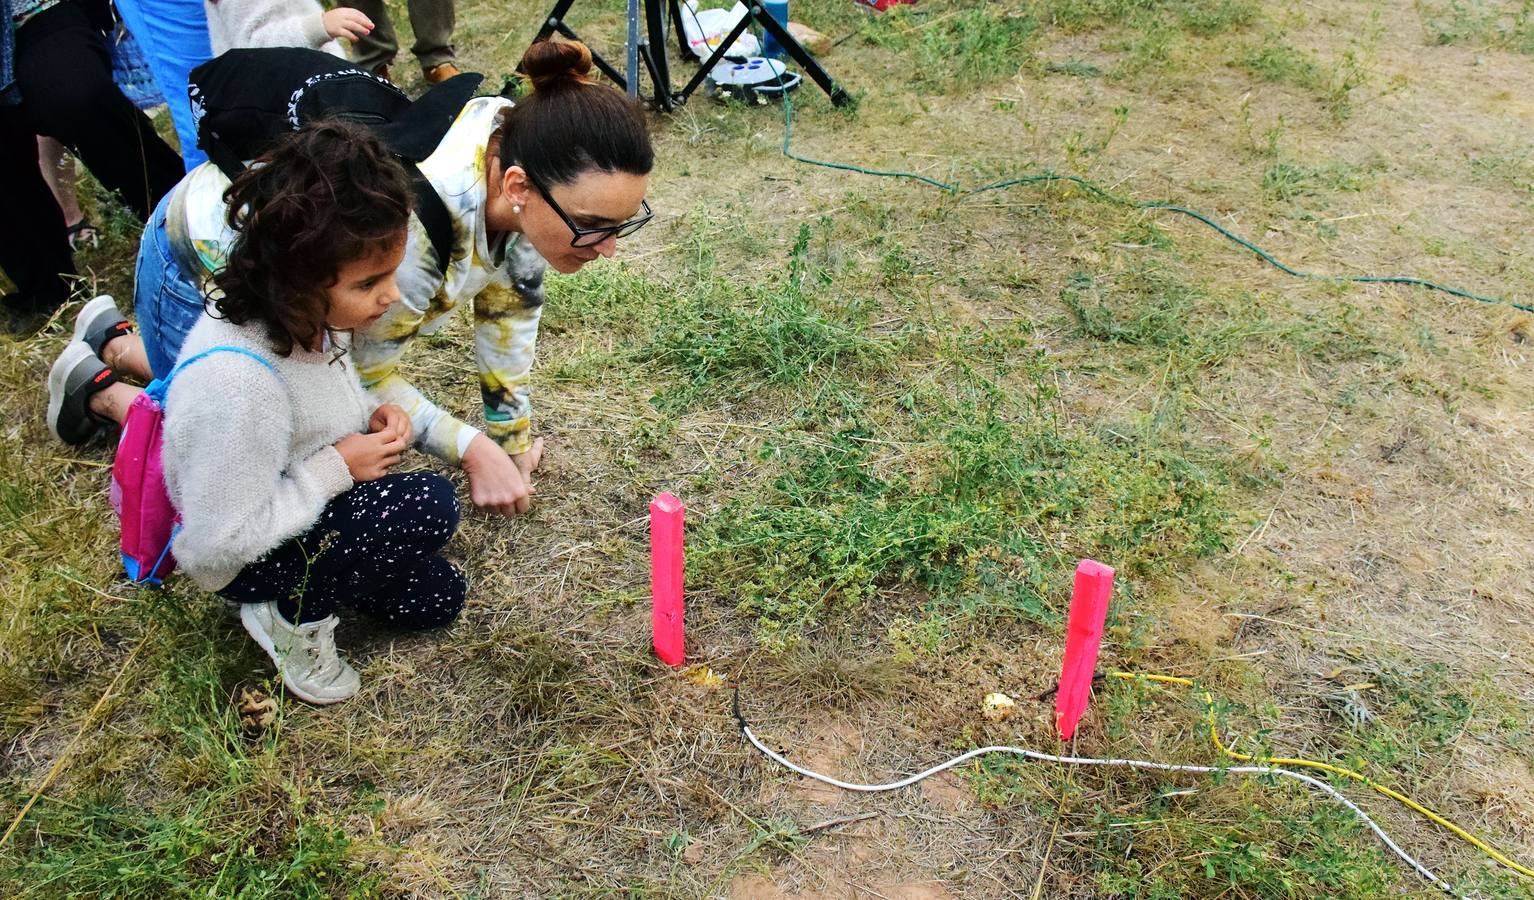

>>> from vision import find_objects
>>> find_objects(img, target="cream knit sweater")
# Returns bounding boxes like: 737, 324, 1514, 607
204, 0, 344, 58
163, 314, 378, 591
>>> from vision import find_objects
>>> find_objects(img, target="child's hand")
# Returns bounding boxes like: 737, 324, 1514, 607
368, 404, 412, 445
336, 431, 406, 482
512, 436, 544, 484
323, 8, 373, 41
462, 433, 538, 516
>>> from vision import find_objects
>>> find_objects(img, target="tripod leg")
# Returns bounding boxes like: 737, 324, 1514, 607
674, 14, 754, 103
669, 0, 689, 57
751, 4, 852, 106
639, 46, 673, 110
645, 0, 673, 107
533, 0, 580, 43
569, 26, 629, 86
626, 0, 641, 98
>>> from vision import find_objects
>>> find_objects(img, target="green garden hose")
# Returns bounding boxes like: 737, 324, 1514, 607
779, 97, 1532, 314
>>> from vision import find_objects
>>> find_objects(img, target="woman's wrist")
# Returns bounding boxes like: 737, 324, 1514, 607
461, 432, 499, 469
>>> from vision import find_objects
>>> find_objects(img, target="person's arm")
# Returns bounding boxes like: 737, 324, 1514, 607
447, 238, 548, 516
474, 236, 547, 456
351, 215, 482, 464
164, 360, 353, 578
204, 0, 333, 50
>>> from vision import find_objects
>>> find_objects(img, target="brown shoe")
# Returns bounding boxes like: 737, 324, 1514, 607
423, 62, 462, 84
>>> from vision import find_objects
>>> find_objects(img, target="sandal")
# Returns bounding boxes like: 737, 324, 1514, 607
65, 219, 100, 252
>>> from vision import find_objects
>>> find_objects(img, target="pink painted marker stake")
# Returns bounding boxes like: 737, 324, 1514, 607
1055, 559, 1115, 742
650, 492, 686, 667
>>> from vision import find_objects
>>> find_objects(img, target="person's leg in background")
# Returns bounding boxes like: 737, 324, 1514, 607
13, 1, 183, 221
339, 0, 399, 76
109, 0, 212, 170
37, 137, 98, 249
0, 105, 75, 324
407, 0, 459, 82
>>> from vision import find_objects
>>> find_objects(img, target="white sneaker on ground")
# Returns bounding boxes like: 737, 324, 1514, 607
240, 602, 360, 705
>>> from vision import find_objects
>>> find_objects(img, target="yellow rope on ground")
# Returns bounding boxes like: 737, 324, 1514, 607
1106, 671, 1534, 881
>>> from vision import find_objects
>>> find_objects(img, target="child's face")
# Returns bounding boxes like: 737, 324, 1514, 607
326, 232, 407, 332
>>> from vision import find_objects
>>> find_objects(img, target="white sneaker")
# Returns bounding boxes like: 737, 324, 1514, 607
240, 602, 360, 705
47, 341, 114, 445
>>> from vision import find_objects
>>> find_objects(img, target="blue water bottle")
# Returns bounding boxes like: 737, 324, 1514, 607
760, 0, 789, 59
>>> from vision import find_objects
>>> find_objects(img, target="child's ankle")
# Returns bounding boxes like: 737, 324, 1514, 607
100, 333, 129, 370
87, 382, 139, 425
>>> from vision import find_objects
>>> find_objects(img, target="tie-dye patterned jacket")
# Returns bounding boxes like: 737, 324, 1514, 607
165, 96, 547, 464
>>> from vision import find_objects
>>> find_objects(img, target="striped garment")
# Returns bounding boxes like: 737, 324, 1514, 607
166, 96, 548, 464
10, 0, 60, 26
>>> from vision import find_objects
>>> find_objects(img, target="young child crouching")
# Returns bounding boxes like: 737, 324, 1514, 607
162, 121, 464, 704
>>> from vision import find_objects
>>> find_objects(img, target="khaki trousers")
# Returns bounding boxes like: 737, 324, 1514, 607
341, 0, 456, 71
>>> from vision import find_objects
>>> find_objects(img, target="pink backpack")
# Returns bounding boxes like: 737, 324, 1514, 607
110, 346, 275, 585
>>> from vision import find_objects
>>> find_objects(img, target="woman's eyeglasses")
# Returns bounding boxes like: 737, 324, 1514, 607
532, 180, 653, 248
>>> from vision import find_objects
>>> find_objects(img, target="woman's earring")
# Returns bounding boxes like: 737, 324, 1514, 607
512, 204, 522, 214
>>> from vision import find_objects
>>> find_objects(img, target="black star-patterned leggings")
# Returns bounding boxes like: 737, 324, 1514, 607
218, 472, 467, 628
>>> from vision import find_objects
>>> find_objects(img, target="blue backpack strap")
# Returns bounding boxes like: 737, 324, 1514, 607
145, 345, 277, 402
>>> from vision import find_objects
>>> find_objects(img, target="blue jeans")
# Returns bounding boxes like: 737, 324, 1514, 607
135, 193, 207, 379
111, 0, 212, 170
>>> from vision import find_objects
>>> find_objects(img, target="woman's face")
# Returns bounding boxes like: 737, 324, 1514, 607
500, 167, 650, 274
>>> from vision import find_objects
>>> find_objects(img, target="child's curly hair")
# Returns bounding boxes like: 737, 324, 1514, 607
212, 121, 413, 356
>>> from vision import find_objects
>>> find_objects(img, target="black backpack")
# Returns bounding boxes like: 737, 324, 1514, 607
188, 48, 484, 279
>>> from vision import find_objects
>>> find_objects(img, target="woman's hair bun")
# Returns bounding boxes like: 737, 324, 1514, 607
520, 39, 594, 92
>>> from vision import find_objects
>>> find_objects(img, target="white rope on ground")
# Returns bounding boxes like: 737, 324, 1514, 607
738, 718, 1459, 897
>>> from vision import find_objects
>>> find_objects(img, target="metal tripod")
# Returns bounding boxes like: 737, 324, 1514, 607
529, 0, 852, 111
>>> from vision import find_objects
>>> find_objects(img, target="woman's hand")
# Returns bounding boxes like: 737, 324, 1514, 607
368, 403, 413, 445
462, 433, 543, 516
322, 7, 373, 41
335, 431, 406, 482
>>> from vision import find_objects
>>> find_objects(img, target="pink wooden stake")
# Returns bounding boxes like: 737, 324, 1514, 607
1055, 559, 1114, 742
650, 492, 685, 667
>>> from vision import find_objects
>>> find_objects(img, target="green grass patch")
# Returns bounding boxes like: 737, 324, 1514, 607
3, 789, 374, 900
860, 4, 1040, 89
1037, 0, 1257, 33
966, 747, 1405, 896
1469, 151, 1534, 196
1419, 0, 1534, 54
1235, 38, 1323, 88
1, 596, 376, 899
1058, 262, 1280, 375
641, 226, 889, 408
1088, 798, 1399, 896
544, 224, 891, 405
1261, 158, 1379, 202
692, 352, 1230, 643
